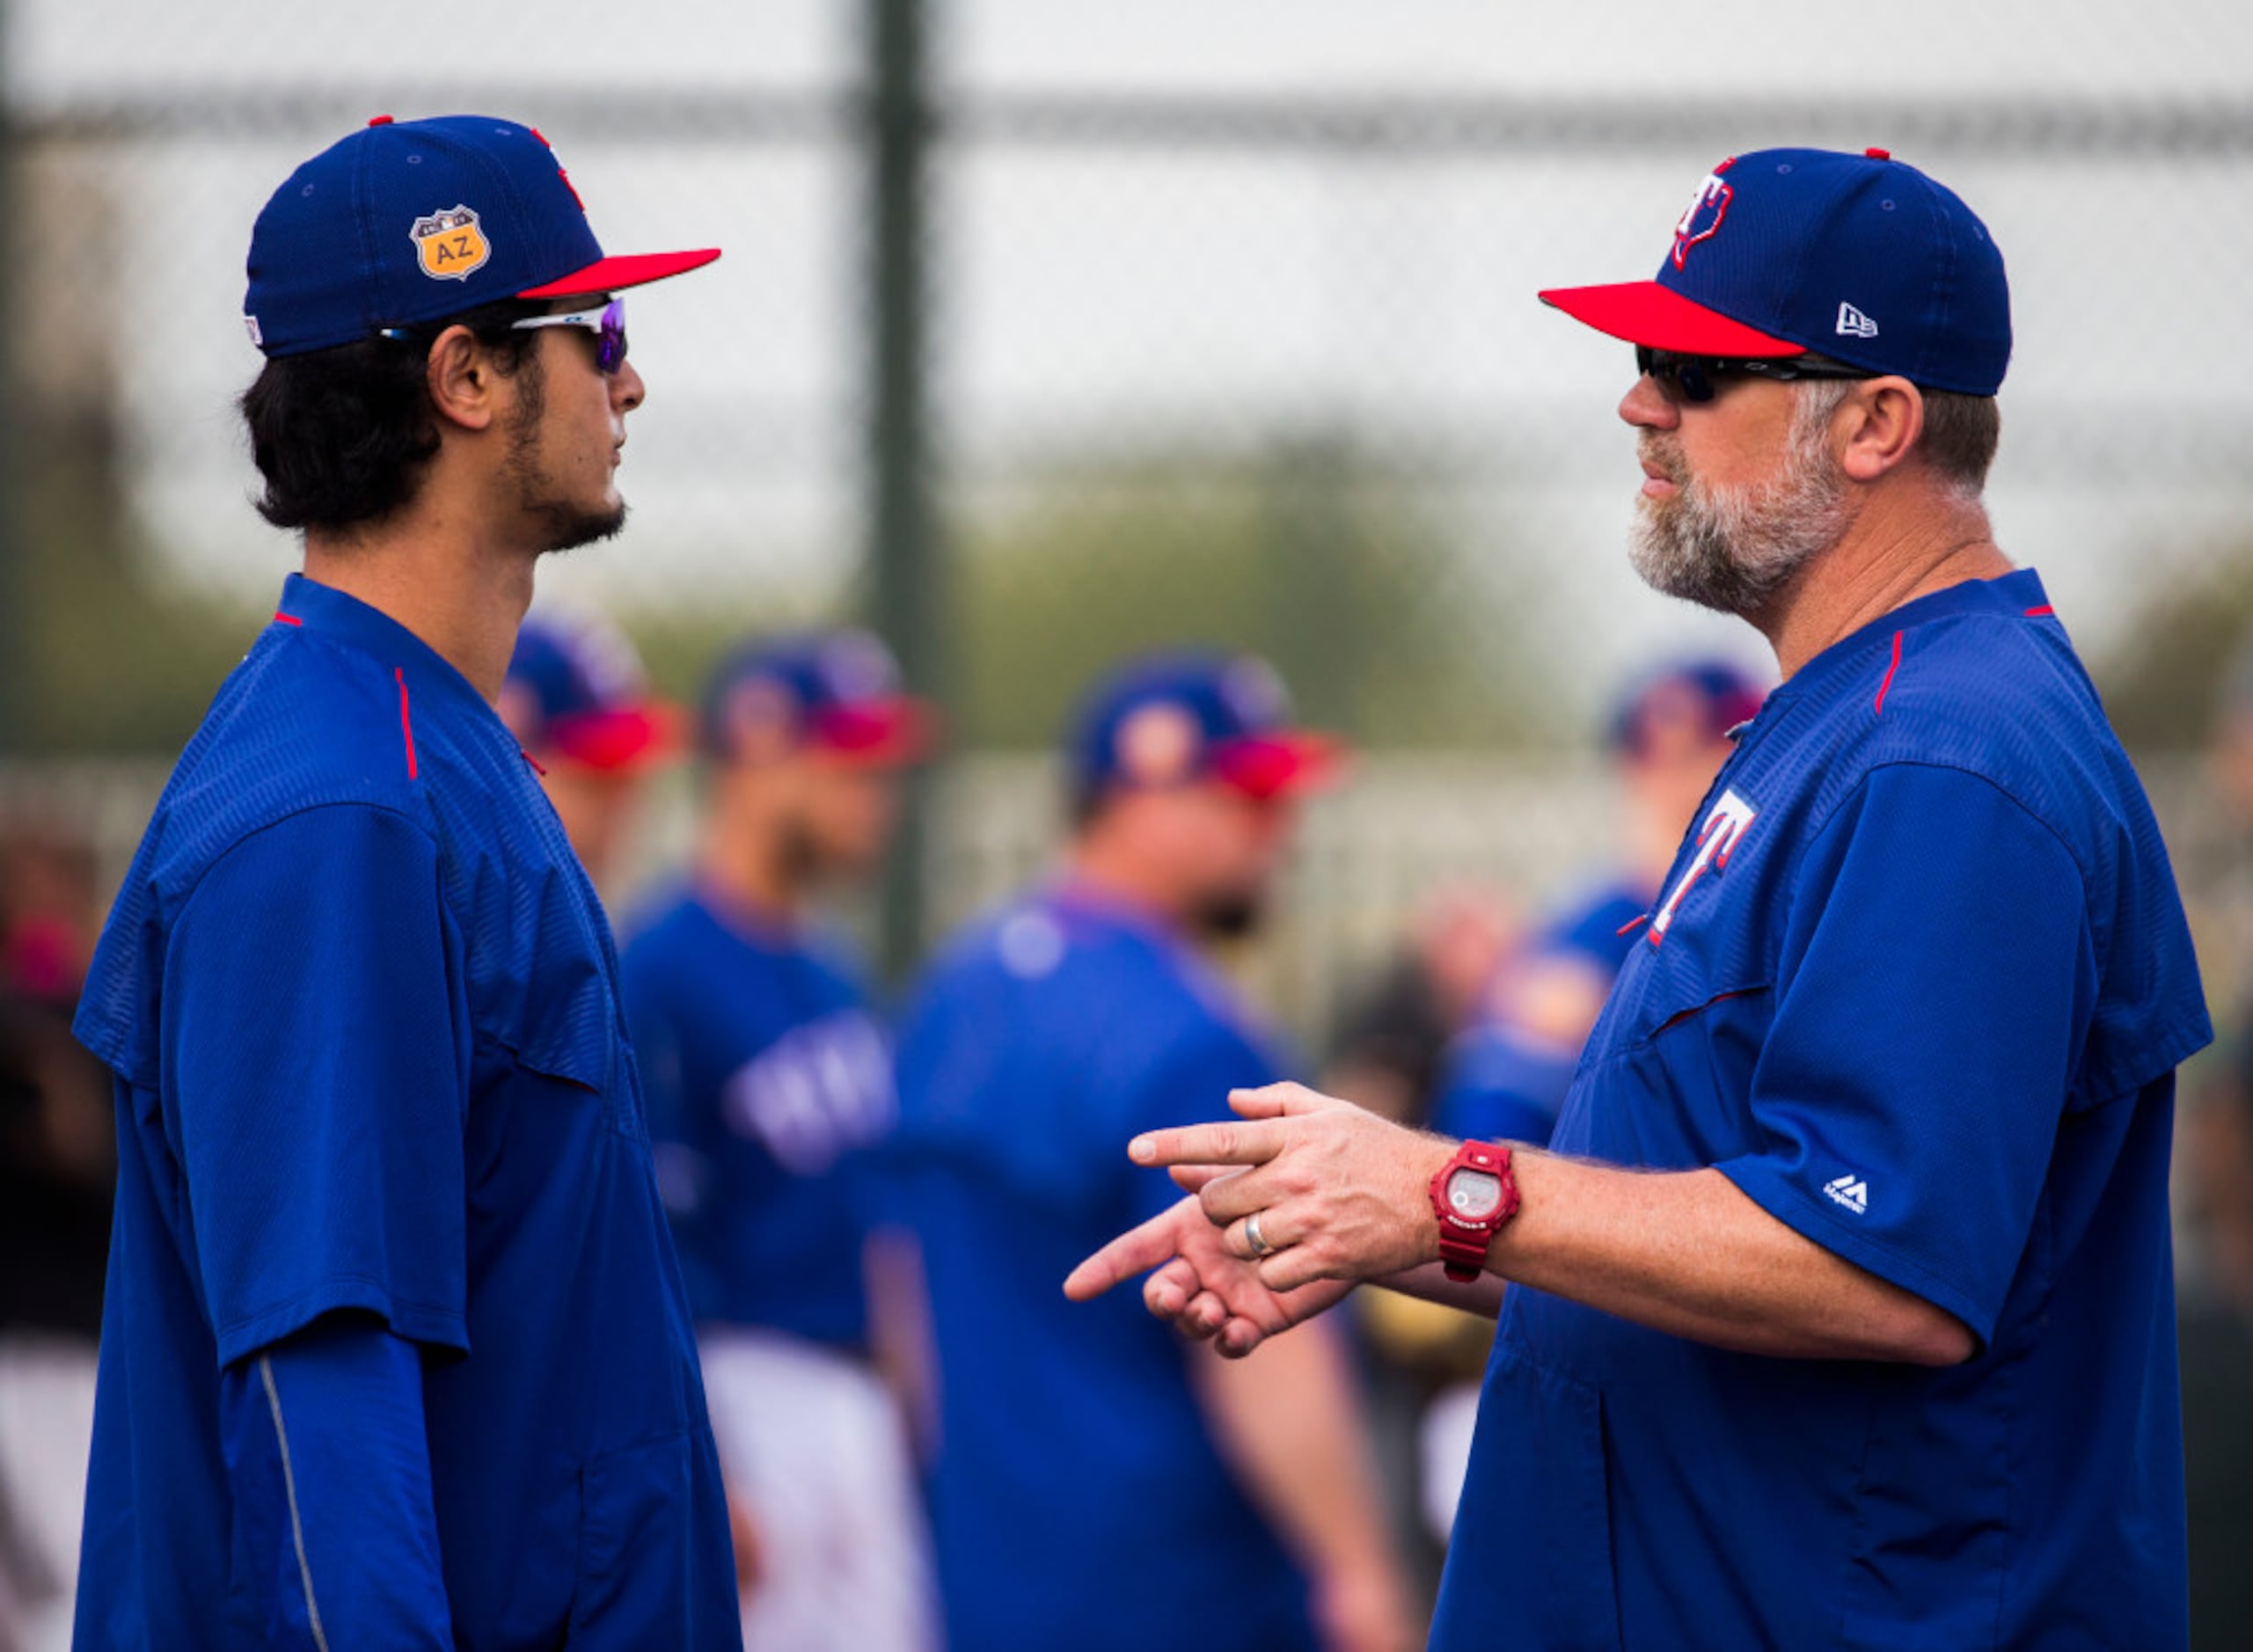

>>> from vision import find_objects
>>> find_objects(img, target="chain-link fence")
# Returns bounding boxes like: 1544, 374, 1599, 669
4, 3, 2251, 992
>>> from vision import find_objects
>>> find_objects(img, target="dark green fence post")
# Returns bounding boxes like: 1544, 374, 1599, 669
865, 0, 940, 984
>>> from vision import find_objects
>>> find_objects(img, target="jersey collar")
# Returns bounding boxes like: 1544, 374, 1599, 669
274, 572, 502, 726
1774, 567, 2052, 705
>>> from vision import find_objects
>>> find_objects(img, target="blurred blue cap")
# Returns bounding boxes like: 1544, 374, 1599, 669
503, 610, 679, 771
1607, 658, 1770, 757
699, 630, 934, 764
1068, 651, 1343, 802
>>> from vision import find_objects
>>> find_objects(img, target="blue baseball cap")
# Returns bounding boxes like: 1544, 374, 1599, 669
699, 631, 935, 766
501, 610, 681, 772
244, 113, 721, 358
1606, 659, 1770, 758
1540, 147, 2010, 396
1068, 652, 1343, 803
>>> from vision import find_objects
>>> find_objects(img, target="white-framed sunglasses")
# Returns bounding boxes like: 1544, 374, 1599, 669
509, 296, 628, 374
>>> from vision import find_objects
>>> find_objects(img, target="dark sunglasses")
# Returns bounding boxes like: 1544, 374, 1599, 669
1635, 345, 1870, 405
511, 297, 628, 375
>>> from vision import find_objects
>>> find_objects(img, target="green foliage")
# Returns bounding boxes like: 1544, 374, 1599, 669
2097, 538, 2253, 754
946, 432, 1532, 749
4, 412, 252, 757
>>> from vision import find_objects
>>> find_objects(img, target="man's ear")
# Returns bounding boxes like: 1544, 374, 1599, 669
1836, 376, 1925, 485
425, 325, 503, 434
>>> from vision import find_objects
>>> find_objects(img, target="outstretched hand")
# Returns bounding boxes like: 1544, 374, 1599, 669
1064, 1082, 1457, 1356
1063, 1173, 1354, 1357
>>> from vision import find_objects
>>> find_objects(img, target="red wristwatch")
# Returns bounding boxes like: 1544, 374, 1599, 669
1428, 1140, 1519, 1283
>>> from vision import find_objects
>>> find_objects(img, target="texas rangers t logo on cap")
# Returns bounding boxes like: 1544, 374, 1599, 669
413, 206, 490, 281
1672, 160, 1737, 270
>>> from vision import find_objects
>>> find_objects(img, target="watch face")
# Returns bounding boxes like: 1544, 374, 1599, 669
1448, 1168, 1503, 1221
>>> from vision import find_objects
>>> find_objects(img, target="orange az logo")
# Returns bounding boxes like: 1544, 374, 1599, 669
411, 206, 491, 281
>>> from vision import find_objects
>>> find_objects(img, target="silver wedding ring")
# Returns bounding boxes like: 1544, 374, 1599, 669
1245, 1211, 1277, 1258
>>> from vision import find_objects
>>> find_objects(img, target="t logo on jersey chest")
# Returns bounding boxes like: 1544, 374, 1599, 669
1650, 788, 1759, 946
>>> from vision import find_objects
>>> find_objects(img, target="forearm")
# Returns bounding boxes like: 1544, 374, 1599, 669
1190, 1321, 1400, 1583
220, 1313, 456, 1646
1372, 1262, 1506, 1320
1489, 1153, 1971, 1364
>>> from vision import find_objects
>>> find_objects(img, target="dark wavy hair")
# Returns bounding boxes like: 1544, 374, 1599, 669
240, 298, 545, 533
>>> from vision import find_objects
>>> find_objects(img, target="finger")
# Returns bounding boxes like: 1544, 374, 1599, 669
1180, 1290, 1229, 1340
1228, 1082, 1341, 1120
1143, 1257, 1201, 1319
1167, 1163, 1235, 1193
1222, 1208, 1300, 1263
1198, 1165, 1287, 1226
1064, 1201, 1190, 1300
1258, 1243, 1339, 1296
1129, 1119, 1287, 1171
1216, 1318, 1268, 1359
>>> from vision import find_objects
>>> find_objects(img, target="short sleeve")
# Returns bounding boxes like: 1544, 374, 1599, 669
1715, 764, 2094, 1346
166, 805, 470, 1367
1124, 1025, 1282, 1224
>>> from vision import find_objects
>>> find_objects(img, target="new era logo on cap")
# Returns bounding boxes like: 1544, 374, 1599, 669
1837, 303, 1879, 339
1538, 146, 2012, 397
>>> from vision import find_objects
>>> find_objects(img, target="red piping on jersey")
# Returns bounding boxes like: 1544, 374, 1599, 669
1873, 630, 1904, 716
1616, 913, 1650, 938
2025, 604, 2054, 618
521, 749, 548, 777
1656, 988, 1752, 1037
273, 611, 302, 626
395, 668, 419, 781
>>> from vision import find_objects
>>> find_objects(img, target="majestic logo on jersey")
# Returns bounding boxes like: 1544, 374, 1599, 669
1823, 1173, 1869, 1215
412, 205, 491, 281
1650, 787, 1758, 946
1836, 302, 1879, 339
1671, 160, 1737, 270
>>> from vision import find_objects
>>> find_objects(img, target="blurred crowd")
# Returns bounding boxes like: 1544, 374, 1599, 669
6, 602, 2253, 1647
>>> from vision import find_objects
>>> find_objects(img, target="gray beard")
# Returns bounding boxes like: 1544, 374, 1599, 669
1628, 420, 1853, 618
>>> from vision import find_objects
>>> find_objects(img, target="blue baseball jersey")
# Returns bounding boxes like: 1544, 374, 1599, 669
892, 889, 1315, 1652
1433, 570, 2210, 1649
620, 887, 895, 1350
71, 575, 737, 1648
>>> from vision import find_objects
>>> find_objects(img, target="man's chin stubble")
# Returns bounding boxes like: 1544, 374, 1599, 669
536, 501, 629, 557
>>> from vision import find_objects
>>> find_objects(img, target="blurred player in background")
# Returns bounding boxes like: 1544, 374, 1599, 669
68, 116, 736, 1645
890, 653, 1412, 1652
501, 607, 682, 893
1073, 148, 2211, 1648
0, 824, 109, 1650
1432, 659, 1766, 1150
621, 632, 938, 1652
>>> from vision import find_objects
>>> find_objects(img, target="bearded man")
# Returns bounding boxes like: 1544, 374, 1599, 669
1069, 148, 2210, 1649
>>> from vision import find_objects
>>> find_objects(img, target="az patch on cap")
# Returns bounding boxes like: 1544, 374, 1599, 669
413, 205, 490, 281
